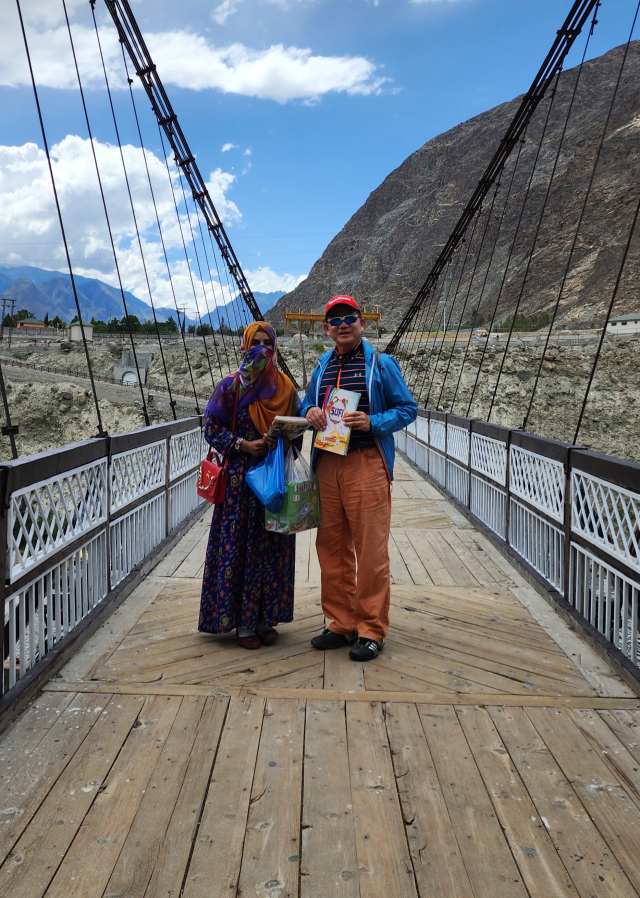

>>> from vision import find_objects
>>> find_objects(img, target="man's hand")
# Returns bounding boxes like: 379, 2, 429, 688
306, 407, 327, 430
343, 411, 372, 432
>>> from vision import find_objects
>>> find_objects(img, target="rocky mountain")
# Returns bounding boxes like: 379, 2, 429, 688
269, 42, 640, 332
0, 265, 281, 328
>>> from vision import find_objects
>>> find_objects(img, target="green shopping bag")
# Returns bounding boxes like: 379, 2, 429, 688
265, 445, 321, 534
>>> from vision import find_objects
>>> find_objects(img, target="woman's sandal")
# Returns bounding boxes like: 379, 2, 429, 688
236, 630, 261, 649
258, 627, 279, 646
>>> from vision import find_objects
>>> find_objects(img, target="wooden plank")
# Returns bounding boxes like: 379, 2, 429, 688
0, 693, 108, 866
173, 529, 210, 578
238, 698, 305, 898
346, 701, 418, 897
490, 705, 639, 898
456, 705, 577, 898
598, 709, 640, 766
44, 694, 181, 898
324, 650, 365, 691
295, 529, 311, 584
102, 695, 223, 898
392, 530, 434, 585
0, 694, 145, 898
388, 533, 413, 585
258, 661, 325, 689
143, 696, 229, 898
404, 530, 456, 586
423, 531, 479, 587
439, 529, 501, 587
42, 681, 640, 708
301, 700, 359, 898
456, 529, 519, 584
417, 703, 529, 898
152, 517, 212, 578
527, 706, 640, 893
0, 690, 74, 785
364, 657, 494, 695
385, 702, 474, 898
182, 695, 266, 898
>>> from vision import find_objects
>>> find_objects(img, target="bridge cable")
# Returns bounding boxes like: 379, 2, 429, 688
189, 198, 234, 372
179, 188, 226, 379
175, 170, 220, 386
15, 0, 105, 438
409, 259, 456, 400
465, 72, 562, 418
449, 137, 526, 413
120, 49, 199, 416
523, 1, 639, 433
435, 180, 503, 411
0, 360, 18, 459
573, 0, 640, 444
62, 0, 150, 426
204, 226, 243, 359
423, 215, 483, 407
91, 7, 177, 419
487, 6, 601, 423
156, 126, 205, 413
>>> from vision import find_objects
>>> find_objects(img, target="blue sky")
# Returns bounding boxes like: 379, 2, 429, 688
0, 0, 636, 314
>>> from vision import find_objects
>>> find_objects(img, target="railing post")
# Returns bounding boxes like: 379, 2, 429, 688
165, 432, 172, 538
564, 450, 574, 606
105, 435, 112, 595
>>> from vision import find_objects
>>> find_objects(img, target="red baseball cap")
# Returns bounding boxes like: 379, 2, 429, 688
325, 295, 361, 318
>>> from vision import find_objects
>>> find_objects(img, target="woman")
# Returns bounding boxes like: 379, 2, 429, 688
199, 321, 300, 648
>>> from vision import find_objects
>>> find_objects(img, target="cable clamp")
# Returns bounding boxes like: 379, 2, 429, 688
1, 425, 18, 437
139, 64, 157, 77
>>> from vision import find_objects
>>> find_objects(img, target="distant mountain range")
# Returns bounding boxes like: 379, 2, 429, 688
0, 266, 282, 329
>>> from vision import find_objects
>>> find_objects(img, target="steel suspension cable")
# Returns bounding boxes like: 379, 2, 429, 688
524, 1, 638, 432
15, 0, 105, 438
435, 181, 502, 411
450, 136, 526, 413
487, 10, 600, 423
156, 126, 205, 413
63, 0, 149, 426
412, 255, 459, 402
175, 170, 220, 386
92, 11, 176, 418
120, 54, 195, 416
190, 200, 233, 372
573, 1, 640, 444
466, 74, 562, 418
204, 227, 241, 360
424, 215, 482, 408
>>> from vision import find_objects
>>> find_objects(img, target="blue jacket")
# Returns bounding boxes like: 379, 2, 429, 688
300, 339, 417, 481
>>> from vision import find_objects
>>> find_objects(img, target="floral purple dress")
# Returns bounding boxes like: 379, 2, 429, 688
198, 407, 296, 634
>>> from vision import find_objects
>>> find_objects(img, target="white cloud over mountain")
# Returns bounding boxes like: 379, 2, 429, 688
1, 4, 386, 103
244, 266, 307, 293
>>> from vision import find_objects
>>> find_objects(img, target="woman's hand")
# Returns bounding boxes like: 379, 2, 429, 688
306, 407, 327, 430
263, 434, 290, 452
241, 438, 269, 458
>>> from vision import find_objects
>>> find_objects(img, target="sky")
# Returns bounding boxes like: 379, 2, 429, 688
0, 0, 637, 318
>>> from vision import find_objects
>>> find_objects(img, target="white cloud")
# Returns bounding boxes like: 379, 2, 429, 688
212, 0, 315, 24
1, 6, 386, 102
221, 143, 238, 152
410, 0, 467, 3
245, 266, 307, 293
244, 147, 252, 156
0, 138, 243, 319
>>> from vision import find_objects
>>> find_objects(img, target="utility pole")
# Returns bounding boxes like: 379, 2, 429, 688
0, 297, 16, 346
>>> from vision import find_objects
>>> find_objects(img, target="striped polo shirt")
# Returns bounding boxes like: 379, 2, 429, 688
318, 341, 377, 451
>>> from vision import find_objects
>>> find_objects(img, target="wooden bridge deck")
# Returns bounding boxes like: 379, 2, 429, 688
1, 454, 640, 898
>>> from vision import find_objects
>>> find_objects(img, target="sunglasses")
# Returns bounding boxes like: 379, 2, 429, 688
327, 314, 360, 327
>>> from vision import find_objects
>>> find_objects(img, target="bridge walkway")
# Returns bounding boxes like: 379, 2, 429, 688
1, 455, 640, 898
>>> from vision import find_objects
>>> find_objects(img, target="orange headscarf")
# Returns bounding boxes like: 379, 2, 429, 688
241, 322, 299, 434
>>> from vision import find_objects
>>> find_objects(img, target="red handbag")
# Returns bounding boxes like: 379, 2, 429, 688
197, 376, 240, 504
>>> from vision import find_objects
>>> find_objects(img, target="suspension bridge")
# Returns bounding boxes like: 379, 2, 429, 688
1, 1, 640, 896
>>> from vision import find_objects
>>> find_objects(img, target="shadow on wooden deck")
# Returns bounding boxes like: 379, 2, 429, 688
1, 455, 640, 898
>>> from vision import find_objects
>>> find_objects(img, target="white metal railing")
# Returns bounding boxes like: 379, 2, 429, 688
510, 445, 564, 523
396, 409, 640, 678
8, 460, 108, 580
2, 418, 207, 699
572, 470, 640, 575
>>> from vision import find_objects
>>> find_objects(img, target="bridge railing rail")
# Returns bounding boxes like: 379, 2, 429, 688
1, 417, 207, 699
397, 410, 640, 681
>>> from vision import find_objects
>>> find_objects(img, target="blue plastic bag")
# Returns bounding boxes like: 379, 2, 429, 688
246, 436, 286, 513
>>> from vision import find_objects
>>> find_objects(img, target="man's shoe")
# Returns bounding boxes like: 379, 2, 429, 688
310, 629, 356, 650
349, 638, 384, 662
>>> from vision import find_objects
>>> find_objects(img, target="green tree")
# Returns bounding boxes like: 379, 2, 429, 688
44, 312, 49, 326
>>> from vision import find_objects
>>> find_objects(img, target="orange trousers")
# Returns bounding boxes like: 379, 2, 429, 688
315, 447, 392, 642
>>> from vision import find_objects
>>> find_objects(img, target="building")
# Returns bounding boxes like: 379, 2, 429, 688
607, 313, 640, 335
67, 322, 94, 342
16, 315, 45, 328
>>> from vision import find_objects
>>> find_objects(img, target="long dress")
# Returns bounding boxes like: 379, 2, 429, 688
198, 405, 296, 634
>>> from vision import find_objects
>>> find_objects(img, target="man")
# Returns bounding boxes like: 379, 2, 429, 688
301, 295, 417, 661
